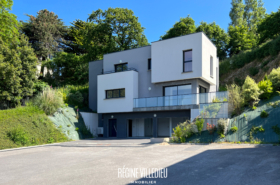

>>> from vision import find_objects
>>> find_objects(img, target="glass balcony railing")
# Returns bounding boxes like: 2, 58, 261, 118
133, 91, 228, 108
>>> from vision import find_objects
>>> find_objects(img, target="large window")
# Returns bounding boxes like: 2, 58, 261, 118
183, 50, 192, 72
210, 56, 213, 77
115, 63, 128, 72
164, 85, 192, 96
106, 89, 125, 99
148, 59, 151, 70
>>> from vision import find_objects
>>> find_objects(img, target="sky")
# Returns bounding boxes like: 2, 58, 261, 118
11, 0, 279, 43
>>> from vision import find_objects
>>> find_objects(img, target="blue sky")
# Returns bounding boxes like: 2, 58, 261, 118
12, 0, 279, 43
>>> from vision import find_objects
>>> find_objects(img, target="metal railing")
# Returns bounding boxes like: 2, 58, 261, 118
102, 67, 138, 74
133, 91, 228, 108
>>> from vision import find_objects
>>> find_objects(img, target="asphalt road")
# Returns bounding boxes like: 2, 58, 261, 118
0, 139, 279, 185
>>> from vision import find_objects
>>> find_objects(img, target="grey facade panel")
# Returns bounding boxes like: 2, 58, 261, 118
102, 110, 190, 138
89, 60, 103, 111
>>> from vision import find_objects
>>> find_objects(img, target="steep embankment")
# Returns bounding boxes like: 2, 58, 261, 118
220, 53, 280, 86
0, 106, 68, 150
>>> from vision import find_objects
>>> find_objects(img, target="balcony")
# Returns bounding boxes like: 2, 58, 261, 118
102, 68, 138, 75
133, 91, 228, 112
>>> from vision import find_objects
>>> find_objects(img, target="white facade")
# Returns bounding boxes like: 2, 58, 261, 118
97, 70, 138, 113
151, 32, 217, 86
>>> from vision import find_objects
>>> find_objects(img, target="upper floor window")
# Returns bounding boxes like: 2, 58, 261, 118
183, 50, 192, 72
106, 88, 125, 99
210, 56, 213, 77
148, 59, 151, 70
115, 63, 128, 72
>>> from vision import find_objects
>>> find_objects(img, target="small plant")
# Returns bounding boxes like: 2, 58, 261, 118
217, 118, 228, 136
258, 76, 273, 99
75, 127, 79, 131
67, 124, 71, 127
195, 118, 204, 134
65, 103, 68, 107
248, 126, 265, 142
220, 134, 225, 138
206, 123, 216, 135
230, 126, 238, 132
260, 110, 268, 118
223, 98, 228, 102
252, 106, 257, 110
212, 97, 221, 103
8, 126, 29, 146
244, 113, 247, 121
236, 141, 241, 144
58, 125, 62, 129
47, 137, 55, 143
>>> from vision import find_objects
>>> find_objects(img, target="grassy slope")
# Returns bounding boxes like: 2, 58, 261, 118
220, 53, 280, 86
0, 106, 68, 150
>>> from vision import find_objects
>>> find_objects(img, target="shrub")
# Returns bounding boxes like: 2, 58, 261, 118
172, 120, 198, 142
195, 118, 204, 134
260, 110, 269, 118
220, 134, 225, 138
8, 126, 29, 146
206, 123, 216, 135
263, 66, 269, 72
219, 86, 227, 91
230, 126, 238, 132
33, 81, 50, 94
249, 67, 259, 76
31, 87, 64, 115
67, 91, 84, 106
227, 84, 244, 115
234, 77, 245, 86
242, 76, 260, 106
268, 67, 280, 90
258, 77, 273, 99
75, 127, 79, 131
217, 118, 228, 135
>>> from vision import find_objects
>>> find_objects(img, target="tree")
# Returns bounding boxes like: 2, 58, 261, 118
227, 84, 244, 115
228, 25, 256, 56
244, 0, 266, 34
43, 52, 88, 86
88, 8, 149, 52
160, 16, 196, 40
257, 9, 280, 43
0, 0, 19, 43
268, 67, 280, 90
0, 34, 37, 107
242, 76, 260, 105
229, 0, 246, 27
196, 22, 230, 60
21, 9, 67, 60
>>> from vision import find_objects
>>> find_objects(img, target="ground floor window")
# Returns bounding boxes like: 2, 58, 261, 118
127, 118, 153, 137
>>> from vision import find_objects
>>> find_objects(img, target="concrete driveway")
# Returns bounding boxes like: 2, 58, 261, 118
0, 139, 280, 185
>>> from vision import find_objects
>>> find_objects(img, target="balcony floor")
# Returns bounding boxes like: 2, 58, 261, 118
133, 104, 199, 112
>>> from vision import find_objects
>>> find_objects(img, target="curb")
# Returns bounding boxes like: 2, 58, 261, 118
0, 142, 62, 152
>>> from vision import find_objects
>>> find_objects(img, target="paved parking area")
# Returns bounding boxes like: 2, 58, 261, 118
0, 139, 280, 185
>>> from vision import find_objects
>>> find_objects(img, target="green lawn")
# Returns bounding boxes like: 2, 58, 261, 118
0, 106, 68, 150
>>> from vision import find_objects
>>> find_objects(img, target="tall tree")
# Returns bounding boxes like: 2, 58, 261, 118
0, 0, 19, 43
257, 9, 280, 43
244, 0, 266, 33
229, 0, 246, 27
196, 22, 230, 60
0, 34, 37, 107
160, 16, 196, 40
88, 8, 148, 51
21, 9, 67, 61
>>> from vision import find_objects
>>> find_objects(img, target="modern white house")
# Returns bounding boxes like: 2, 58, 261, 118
89, 32, 228, 138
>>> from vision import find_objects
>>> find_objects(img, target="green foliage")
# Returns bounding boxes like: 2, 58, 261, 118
223, 98, 228, 102
0, 34, 37, 108
252, 106, 257, 110
31, 87, 64, 115
43, 52, 88, 86
263, 66, 269, 72
258, 78, 273, 99
258, 9, 280, 43
249, 67, 259, 76
8, 126, 29, 145
196, 22, 230, 60
227, 84, 244, 115
220, 134, 225, 138
267, 100, 280, 108
219, 86, 227, 91
33, 81, 49, 94
212, 97, 221, 103
0, 0, 19, 43
200, 103, 222, 118
261, 60, 270, 68
230, 126, 238, 132
0, 105, 67, 150
217, 118, 228, 136
195, 118, 204, 134
67, 91, 84, 106
268, 67, 280, 91
172, 120, 198, 143
219, 35, 280, 77
161, 16, 196, 40
21, 9, 66, 60
248, 125, 265, 142
242, 76, 260, 105
75, 127, 79, 131
260, 110, 268, 118
234, 77, 245, 86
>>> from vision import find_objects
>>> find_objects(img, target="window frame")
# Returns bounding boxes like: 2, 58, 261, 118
106, 88, 125, 99
210, 56, 213, 77
114, 63, 128, 72
183, 50, 193, 72
163, 84, 192, 96
148, 58, 151, 70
